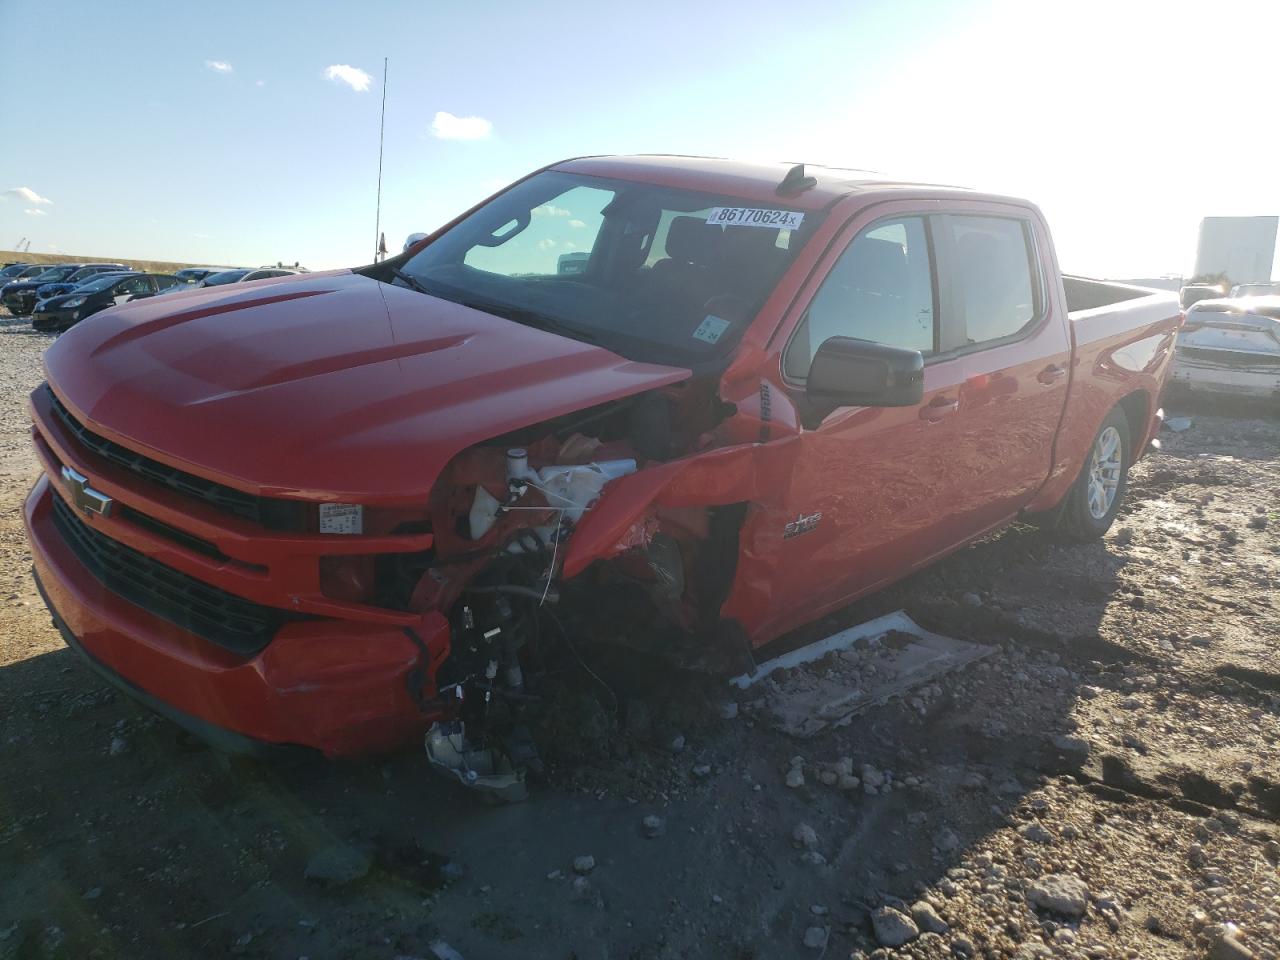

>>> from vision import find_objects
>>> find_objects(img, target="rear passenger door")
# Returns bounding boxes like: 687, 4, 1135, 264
931, 211, 1071, 532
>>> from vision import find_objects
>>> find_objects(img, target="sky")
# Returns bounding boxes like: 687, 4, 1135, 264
2, 0, 1278, 280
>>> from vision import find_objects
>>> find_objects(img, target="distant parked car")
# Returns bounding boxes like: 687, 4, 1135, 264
1229, 281, 1280, 298
173, 267, 229, 284
32, 273, 185, 332
0, 263, 40, 282
35, 263, 133, 302
2, 264, 88, 316
197, 267, 299, 287
1180, 283, 1226, 308
1169, 296, 1280, 398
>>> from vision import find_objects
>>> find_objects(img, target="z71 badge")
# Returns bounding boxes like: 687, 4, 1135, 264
783, 511, 822, 539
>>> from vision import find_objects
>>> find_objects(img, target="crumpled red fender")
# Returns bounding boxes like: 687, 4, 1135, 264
561, 373, 802, 582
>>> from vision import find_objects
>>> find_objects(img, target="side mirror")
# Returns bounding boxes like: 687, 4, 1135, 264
403, 232, 429, 252
806, 337, 924, 408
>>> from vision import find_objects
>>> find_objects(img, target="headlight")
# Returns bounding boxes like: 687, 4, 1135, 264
61, 297, 86, 308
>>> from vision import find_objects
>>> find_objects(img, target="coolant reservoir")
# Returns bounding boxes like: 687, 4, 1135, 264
536, 459, 636, 523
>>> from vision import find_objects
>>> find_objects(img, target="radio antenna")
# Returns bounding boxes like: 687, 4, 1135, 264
374, 56, 388, 262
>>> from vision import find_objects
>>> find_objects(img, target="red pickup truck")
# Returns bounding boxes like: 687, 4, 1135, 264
26, 156, 1181, 758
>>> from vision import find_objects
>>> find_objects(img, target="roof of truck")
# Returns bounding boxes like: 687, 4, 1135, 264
555, 154, 986, 211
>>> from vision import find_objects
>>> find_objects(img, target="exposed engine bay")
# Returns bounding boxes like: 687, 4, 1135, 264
410, 378, 745, 798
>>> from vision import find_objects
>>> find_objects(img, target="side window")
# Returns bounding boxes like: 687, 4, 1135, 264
121, 277, 151, 295
785, 216, 935, 380
463, 185, 612, 278
947, 216, 1038, 345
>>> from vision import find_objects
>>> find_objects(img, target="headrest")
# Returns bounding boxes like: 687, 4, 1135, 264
665, 216, 723, 266
722, 225, 781, 259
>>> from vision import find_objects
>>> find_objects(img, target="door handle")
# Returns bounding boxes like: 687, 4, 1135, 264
919, 397, 959, 422
1037, 364, 1068, 384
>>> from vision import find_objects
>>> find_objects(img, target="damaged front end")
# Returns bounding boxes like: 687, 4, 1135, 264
406, 381, 746, 798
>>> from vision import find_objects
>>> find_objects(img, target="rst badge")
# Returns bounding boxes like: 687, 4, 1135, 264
783, 511, 822, 539
60, 465, 113, 517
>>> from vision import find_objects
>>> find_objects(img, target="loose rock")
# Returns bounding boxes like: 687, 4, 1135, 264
872, 905, 919, 947
572, 855, 596, 875
1028, 873, 1089, 918
641, 815, 665, 839
304, 845, 372, 886
802, 926, 828, 950
1018, 822, 1053, 844
911, 900, 949, 934
792, 823, 819, 849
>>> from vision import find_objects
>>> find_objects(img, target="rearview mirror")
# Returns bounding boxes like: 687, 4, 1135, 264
806, 337, 924, 408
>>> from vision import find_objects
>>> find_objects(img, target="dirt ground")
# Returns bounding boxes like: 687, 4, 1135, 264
1, 311, 1277, 960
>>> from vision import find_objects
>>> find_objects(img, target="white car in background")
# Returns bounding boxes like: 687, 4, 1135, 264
1170, 296, 1280, 398
1229, 281, 1280, 298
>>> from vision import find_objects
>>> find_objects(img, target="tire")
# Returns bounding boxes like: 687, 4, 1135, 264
1057, 407, 1131, 541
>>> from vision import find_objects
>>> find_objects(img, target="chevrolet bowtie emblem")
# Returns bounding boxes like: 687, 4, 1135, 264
60, 465, 113, 518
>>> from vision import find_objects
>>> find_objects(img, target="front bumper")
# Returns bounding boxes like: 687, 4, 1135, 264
25, 475, 452, 756
32, 308, 78, 331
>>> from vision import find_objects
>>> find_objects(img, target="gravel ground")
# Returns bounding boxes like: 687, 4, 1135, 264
0, 309, 1277, 960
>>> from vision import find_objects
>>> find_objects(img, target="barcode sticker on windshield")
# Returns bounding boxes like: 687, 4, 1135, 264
692, 314, 731, 345
705, 207, 804, 230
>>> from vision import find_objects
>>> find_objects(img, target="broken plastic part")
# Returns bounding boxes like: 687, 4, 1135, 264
425, 720, 528, 804
730, 611, 995, 737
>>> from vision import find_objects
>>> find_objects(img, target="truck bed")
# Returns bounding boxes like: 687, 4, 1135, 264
1063, 275, 1181, 349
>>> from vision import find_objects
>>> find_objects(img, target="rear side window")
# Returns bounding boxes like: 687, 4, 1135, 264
784, 216, 936, 380
947, 216, 1038, 345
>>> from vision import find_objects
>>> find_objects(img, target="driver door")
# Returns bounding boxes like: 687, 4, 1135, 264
744, 210, 973, 637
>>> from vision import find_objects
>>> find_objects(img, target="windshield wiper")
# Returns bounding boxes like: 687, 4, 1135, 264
391, 268, 432, 296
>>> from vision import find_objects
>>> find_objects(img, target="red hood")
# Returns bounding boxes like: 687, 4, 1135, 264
44, 271, 690, 502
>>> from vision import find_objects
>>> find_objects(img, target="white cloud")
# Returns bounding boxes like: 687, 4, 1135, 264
255, 79, 265, 87
325, 64, 372, 92
5, 186, 52, 205
533, 203, 571, 218
430, 111, 493, 141
192, 232, 211, 239
205, 59, 233, 74
24, 209, 46, 217
537, 238, 556, 251
569, 219, 586, 229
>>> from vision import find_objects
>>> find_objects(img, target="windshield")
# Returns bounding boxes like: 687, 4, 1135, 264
67, 268, 110, 282
397, 171, 823, 366
34, 266, 75, 282
203, 269, 250, 286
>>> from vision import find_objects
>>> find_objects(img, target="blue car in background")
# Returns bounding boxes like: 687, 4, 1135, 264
35, 263, 132, 302
2, 264, 85, 316
0, 263, 44, 282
